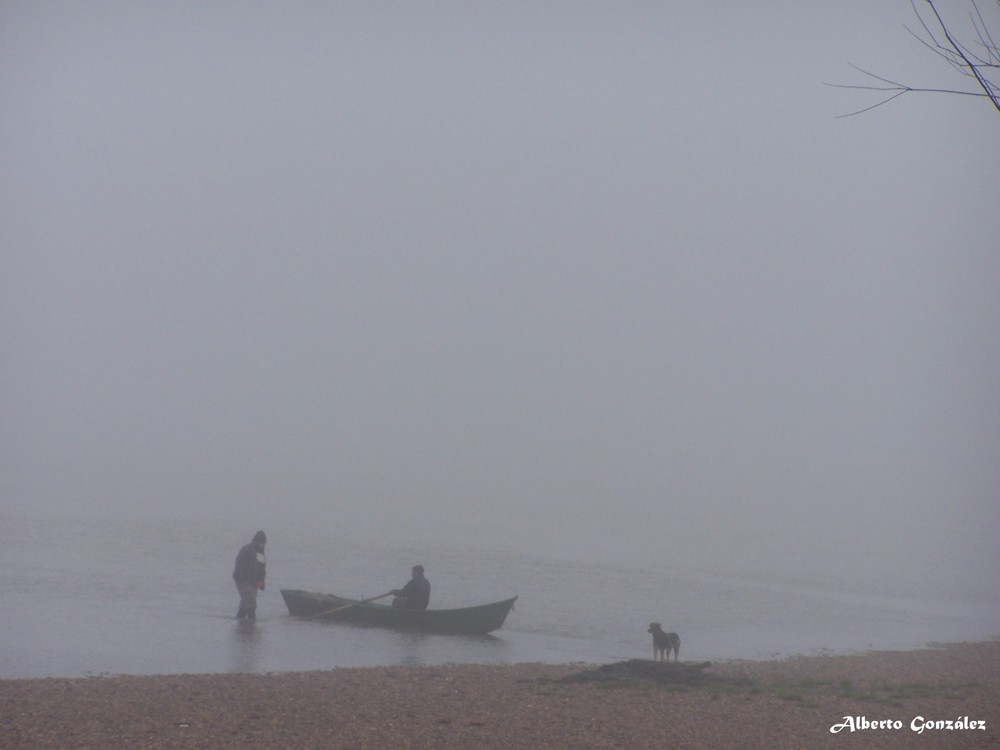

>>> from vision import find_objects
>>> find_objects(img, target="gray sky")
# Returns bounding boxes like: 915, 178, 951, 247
3, 1, 999, 592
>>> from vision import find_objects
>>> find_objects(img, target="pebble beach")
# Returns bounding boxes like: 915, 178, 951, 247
2, 641, 997, 749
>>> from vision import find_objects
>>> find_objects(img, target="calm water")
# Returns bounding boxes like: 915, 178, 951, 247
2, 511, 997, 679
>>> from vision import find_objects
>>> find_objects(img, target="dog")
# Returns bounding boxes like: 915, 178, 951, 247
647, 623, 680, 662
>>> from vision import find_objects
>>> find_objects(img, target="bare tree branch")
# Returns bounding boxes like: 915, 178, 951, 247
924, 0, 1000, 110
830, 0, 1000, 119
972, 2, 1000, 62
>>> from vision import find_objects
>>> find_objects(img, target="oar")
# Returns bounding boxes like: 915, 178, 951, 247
311, 591, 395, 618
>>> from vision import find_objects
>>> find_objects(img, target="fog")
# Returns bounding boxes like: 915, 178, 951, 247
3, 2, 999, 593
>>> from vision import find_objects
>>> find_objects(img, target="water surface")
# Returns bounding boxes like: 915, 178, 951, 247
2, 512, 996, 678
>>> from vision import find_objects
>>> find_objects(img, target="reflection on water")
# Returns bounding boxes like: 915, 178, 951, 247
229, 619, 262, 673
391, 631, 512, 668
396, 631, 428, 667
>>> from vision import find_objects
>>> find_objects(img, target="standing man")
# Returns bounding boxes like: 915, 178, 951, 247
391, 565, 430, 610
233, 530, 267, 620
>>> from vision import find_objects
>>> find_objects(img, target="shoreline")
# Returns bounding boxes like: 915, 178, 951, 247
2, 640, 998, 748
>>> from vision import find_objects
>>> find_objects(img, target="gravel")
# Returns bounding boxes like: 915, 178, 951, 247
2, 641, 997, 748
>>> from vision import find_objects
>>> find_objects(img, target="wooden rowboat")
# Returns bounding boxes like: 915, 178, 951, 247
280, 589, 517, 635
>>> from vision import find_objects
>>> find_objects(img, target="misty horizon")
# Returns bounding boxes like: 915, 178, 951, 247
3, 2, 999, 596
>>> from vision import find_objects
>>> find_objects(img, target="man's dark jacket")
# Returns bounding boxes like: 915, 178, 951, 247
399, 574, 430, 610
233, 543, 265, 585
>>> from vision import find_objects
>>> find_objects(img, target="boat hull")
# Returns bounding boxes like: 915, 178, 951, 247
280, 589, 517, 635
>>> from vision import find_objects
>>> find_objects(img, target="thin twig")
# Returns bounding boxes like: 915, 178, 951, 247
831, 0, 1000, 118
924, 0, 1000, 111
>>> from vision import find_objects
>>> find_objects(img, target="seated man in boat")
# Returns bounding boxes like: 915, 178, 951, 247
390, 565, 431, 610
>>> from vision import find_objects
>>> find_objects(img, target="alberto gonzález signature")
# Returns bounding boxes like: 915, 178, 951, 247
830, 715, 986, 734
